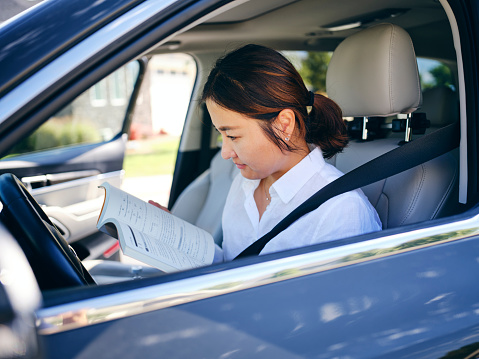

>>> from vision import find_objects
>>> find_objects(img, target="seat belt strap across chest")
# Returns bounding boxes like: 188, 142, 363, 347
234, 121, 460, 259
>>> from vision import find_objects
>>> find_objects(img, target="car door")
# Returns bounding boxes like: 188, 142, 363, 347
0, 60, 146, 245
2, 0, 479, 358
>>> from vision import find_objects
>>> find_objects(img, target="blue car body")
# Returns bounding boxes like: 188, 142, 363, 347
0, 0, 478, 358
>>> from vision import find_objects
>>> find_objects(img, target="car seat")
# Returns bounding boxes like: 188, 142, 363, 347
171, 151, 238, 246
326, 23, 459, 229
421, 85, 459, 131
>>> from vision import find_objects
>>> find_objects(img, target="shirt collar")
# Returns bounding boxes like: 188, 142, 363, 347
240, 147, 326, 203
242, 177, 259, 196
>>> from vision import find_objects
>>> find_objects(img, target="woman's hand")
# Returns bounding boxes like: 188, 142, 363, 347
148, 200, 170, 213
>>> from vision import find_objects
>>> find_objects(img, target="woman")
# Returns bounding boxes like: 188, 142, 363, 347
201, 44, 382, 261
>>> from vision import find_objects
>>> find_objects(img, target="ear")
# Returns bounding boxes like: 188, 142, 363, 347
274, 109, 296, 137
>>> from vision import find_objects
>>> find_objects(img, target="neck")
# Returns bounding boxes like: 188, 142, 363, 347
265, 143, 310, 185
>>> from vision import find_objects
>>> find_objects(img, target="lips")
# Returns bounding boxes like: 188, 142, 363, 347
234, 162, 246, 170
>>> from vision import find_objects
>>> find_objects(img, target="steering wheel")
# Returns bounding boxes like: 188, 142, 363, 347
0, 173, 95, 290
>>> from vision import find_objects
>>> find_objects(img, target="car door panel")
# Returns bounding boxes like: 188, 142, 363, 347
30, 170, 124, 244
0, 135, 128, 243
0, 135, 127, 183
38, 228, 479, 358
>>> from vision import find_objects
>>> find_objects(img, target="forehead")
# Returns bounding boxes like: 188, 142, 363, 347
206, 99, 255, 131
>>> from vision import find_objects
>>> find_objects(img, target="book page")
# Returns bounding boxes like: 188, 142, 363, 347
115, 221, 204, 271
98, 183, 214, 267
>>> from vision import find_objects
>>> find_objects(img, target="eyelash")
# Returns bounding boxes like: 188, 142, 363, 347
227, 135, 237, 140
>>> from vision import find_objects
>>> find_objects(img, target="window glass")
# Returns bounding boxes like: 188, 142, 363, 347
90, 80, 108, 107
283, 51, 332, 93
122, 54, 197, 206
108, 67, 127, 106
3, 61, 140, 158
417, 58, 455, 91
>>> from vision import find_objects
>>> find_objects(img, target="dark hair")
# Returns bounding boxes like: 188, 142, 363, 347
201, 44, 348, 159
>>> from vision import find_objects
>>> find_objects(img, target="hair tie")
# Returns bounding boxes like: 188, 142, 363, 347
307, 91, 315, 106
306, 91, 315, 115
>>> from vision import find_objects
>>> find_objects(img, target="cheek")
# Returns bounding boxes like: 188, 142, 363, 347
241, 141, 280, 168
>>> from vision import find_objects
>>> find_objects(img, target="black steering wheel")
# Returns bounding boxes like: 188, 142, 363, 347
0, 173, 95, 290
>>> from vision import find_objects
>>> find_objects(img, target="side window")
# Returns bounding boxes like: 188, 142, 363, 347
283, 51, 332, 93
122, 54, 197, 205
3, 62, 140, 158
417, 58, 455, 91
414, 58, 458, 136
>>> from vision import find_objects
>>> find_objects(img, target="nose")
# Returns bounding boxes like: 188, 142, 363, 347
221, 140, 236, 160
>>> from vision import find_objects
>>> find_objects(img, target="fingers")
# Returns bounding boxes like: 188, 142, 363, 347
148, 200, 170, 213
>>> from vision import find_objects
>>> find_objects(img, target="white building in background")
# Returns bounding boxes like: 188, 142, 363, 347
148, 54, 196, 136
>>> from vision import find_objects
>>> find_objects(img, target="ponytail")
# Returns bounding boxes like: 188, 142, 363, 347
305, 93, 349, 159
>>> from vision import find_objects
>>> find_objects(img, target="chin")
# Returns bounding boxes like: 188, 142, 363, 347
239, 169, 262, 180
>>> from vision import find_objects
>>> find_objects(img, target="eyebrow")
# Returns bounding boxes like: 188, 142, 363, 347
217, 126, 240, 132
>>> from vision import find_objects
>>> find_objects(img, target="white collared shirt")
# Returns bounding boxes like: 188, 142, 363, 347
220, 147, 382, 261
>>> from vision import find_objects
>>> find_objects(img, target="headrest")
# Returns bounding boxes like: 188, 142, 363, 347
421, 85, 458, 127
326, 23, 422, 117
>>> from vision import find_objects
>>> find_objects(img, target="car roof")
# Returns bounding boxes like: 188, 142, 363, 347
149, 0, 454, 61
0, 0, 145, 98
0, 0, 455, 97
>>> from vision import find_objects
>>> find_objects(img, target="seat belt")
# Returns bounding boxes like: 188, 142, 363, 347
234, 121, 460, 259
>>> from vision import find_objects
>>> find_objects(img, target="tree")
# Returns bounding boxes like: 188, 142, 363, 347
299, 52, 332, 93
421, 63, 453, 90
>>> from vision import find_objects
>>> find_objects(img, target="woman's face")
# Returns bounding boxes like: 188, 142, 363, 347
206, 99, 291, 181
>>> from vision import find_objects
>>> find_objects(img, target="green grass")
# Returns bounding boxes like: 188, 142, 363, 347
123, 138, 180, 177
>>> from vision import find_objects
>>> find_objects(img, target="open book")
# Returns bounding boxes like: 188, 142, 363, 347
97, 182, 215, 273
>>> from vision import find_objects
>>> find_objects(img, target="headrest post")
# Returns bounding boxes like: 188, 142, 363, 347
362, 117, 369, 140
404, 113, 412, 143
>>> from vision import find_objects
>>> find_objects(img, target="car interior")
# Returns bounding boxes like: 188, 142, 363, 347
162, 0, 463, 255
171, 22, 459, 248
0, 0, 466, 290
